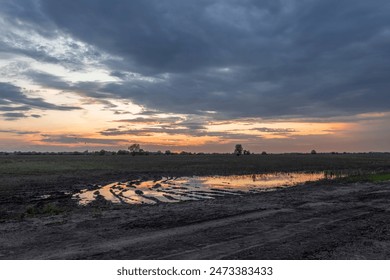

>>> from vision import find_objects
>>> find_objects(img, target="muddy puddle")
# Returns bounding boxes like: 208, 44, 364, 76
72, 172, 341, 206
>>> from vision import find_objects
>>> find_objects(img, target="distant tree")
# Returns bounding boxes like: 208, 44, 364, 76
165, 150, 171, 155
117, 150, 130, 155
128, 144, 141, 156
99, 149, 106, 155
261, 151, 267, 155
243, 150, 251, 155
234, 144, 243, 156
311, 149, 317, 154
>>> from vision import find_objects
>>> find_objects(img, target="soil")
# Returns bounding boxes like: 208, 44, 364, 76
1, 177, 390, 259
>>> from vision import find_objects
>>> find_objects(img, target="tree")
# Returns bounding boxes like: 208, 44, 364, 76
234, 144, 243, 156
117, 149, 130, 155
128, 144, 141, 156
311, 149, 317, 154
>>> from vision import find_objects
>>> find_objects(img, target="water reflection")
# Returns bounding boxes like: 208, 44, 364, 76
73, 172, 338, 205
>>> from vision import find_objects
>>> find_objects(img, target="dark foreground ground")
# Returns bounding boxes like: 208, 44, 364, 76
1, 153, 390, 259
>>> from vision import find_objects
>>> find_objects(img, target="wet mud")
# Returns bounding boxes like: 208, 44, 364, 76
1, 176, 390, 259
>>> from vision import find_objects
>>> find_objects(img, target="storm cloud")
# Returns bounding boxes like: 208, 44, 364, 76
34, 0, 390, 119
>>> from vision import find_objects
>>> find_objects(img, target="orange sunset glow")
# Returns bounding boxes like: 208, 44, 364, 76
1, 1, 389, 153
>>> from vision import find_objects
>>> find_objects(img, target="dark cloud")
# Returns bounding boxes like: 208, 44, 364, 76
40, 135, 128, 145
104, 115, 211, 136
100, 126, 205, 137
0, 105, 31, 111
21, 72, 120, 110
99, 126, 261, 141
100, 128, 154, 137
0, 129, 40, 135
251, 127, 296, 133
0, 0, 105, 71
113, 111, 129, 115
0, 112, 42, 120
113, 116, 184, 124
2, 0, 390, 120
0, 82, 81, 118
25, 71, 74, 91
100, 118, 261, 140
1, 112, 28, 120
1, 0, 54, 37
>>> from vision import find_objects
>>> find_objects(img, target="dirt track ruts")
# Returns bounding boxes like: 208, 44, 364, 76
2, 181, 390, 259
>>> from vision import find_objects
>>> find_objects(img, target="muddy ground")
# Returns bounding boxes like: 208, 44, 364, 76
1, 178, 390, 259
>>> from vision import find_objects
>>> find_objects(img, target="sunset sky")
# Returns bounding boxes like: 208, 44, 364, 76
0, 0, 389, 153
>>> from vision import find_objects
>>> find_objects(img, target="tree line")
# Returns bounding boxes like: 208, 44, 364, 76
0, 143, 325, 156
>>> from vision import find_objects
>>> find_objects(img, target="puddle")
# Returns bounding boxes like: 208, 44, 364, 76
73, 172, 340, 206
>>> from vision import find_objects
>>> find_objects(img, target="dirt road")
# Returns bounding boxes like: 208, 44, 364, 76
1, 181, 390, 259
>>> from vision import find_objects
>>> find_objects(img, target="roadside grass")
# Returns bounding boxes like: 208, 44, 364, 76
370, 173, 390, 182
339, 172, 390, 183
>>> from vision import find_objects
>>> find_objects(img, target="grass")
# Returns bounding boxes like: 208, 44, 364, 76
338, 172, 390, 183
1, 153, 390, 176
0, 155, 112, 175
369, 173, 390, 182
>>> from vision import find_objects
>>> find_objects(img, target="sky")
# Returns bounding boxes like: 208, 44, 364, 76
0, 0, 389, 153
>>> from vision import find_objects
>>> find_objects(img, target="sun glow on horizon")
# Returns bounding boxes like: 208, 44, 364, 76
0, 107, 369, 153
0, 77, 387, 153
